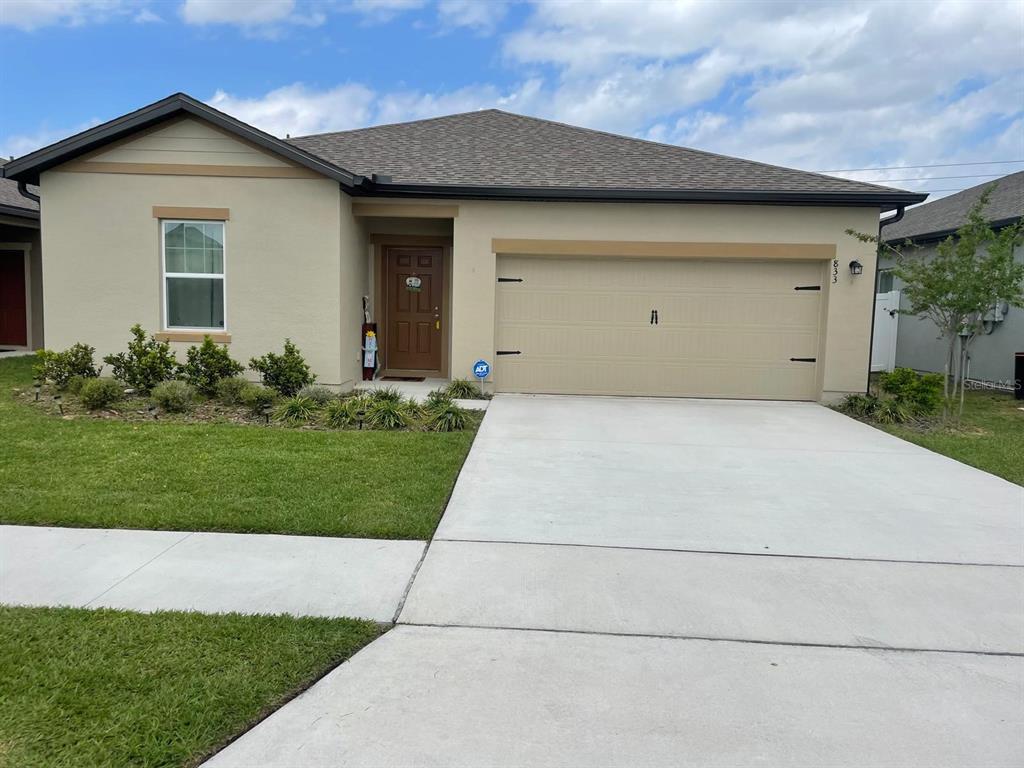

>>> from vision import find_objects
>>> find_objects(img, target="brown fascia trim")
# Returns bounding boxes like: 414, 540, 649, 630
1, 93, 359, 188
352, 182, 927, 212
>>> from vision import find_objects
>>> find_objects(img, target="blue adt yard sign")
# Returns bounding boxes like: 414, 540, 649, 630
473, 359, 491, 380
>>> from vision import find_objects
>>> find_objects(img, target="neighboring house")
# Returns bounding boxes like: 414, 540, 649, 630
874, 172, 1023, 388
0, 160, 43, 351
1, 93, 924, 402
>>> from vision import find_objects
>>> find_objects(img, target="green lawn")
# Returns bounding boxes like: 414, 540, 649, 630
0, 606, 381, 768
0, 356, 476, 538
879, 389, 1024, 486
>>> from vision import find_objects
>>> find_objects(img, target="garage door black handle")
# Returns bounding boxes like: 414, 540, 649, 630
790, 357, 817, 362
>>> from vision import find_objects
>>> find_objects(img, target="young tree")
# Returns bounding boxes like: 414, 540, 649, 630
848, 189, 1024, 424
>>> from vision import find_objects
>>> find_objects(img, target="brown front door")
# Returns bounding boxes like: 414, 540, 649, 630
383, 246, 444, 372
0, 251, 28, 348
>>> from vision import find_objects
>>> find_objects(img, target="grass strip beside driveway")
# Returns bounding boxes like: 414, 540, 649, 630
0, 606, 381, 768
0, 356, 476, 538
879, 390, 1024, 486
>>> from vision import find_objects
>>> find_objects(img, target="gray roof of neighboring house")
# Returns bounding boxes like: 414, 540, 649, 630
290, 109, 918, 200
884, 171, 1023, 242
0, 159, 39, 219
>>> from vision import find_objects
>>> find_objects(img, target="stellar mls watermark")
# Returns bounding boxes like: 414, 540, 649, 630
963, 378, 1021, 392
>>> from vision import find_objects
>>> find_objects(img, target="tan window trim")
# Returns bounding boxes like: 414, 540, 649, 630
153, 206, 230, 220
490, 239, 837, 261
155, 331, 231, 344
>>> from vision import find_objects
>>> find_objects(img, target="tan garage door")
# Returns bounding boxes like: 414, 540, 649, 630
494, 255, 824, 400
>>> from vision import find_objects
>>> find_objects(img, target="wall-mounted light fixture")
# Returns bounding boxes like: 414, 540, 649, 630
849, 260, 864, 276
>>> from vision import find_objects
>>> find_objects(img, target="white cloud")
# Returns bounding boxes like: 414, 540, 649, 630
181, 0, 298, 26
0, 0, 137, 30
437, 0, 507, 32
0, 120, 101, 160
208, 83, 378, 136
132, 7, 162, 22
346, 0, 426, 23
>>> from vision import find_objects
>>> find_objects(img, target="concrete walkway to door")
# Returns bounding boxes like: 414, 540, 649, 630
208, 395, 1024, 767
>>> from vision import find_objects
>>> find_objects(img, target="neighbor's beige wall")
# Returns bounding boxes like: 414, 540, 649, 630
40, 169, 346, 385
367, 199, 877, 401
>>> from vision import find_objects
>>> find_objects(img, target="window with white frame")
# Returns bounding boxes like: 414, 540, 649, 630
162, 220, 225, 330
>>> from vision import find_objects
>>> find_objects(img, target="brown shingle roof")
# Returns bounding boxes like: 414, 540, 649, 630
0, 159, 39, 216
884, 171, 1023, 242
290, 109, 911, 196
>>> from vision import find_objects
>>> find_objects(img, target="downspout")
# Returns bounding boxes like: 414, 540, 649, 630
17, 181, 40, 204
865, 205, 906, 392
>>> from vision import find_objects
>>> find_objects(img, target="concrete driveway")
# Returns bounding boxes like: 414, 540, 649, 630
209, 395, 1024, 767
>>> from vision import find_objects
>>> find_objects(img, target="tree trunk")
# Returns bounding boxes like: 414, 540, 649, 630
943, 334, 956, 423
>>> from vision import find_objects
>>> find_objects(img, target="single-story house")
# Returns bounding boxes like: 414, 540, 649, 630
874, 171, 1023, 388
0, 161, 43, 351
1, 93, 925, 402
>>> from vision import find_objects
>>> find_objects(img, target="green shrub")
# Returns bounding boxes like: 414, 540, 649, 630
249, 339, 315, 396
424, 388, 453, 409
151, 380, 196, 413
445, 379, 485, 399
33, 344, 101, 389
324, 396, 370, 428
297, 385, 336, 407
365, 398, 415, 430
215, 376, 251, 406
103, 325, 178, 392
424, 402, 469, 432
874, 399, 912, 424
240, 384, 277, 415
366, 386, 405, 404
841, 393, 880, 418
274, 396, 318, 424
79, 378, 124, 410
65, 375, 88, 395
880, 367, 944, 415
179, 336, 244, 395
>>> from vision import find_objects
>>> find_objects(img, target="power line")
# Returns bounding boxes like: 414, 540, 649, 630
821, 159, 1024, 173
860, 172, 1008, 183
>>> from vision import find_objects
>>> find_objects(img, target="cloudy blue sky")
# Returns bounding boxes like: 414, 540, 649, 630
1, 0, 1022, 198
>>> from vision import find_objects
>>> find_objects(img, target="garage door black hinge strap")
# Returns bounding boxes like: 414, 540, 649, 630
497, 277, 523, 283
790, 357, 817, 362
496, 350, 521, 356
794, 285, 821, 291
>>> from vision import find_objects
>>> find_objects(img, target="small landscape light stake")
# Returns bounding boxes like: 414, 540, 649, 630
357, 409, 366, 430
53, 394, 63, 416
32, 380, 41, 401
848, 260, 864, 276
262, 404, 274, 425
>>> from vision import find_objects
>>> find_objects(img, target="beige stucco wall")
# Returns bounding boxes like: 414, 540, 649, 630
411, 199, 878, 401
40, 169, 347, 385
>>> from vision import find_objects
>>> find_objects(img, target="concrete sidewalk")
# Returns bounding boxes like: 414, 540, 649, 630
1, 525, 424, 621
